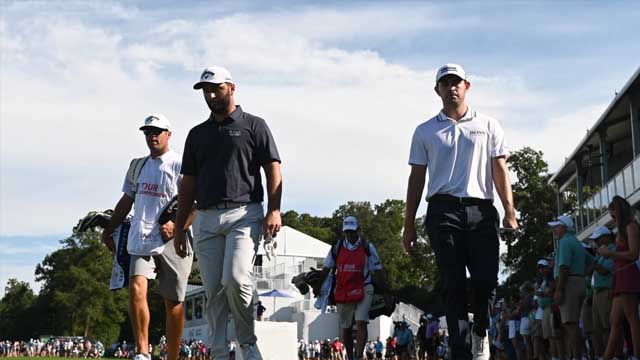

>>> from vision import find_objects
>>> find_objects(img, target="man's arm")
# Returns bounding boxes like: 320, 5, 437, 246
174, 175, 197, 257
554, 266, 569, 304
492, 157, 518, 229
403, 165, 427, 252
592, 262, 611, 276
263, 161, 282, 238
101, 194, 134, 252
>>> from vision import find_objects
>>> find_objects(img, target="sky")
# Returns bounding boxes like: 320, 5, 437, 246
1, 1, 639, 294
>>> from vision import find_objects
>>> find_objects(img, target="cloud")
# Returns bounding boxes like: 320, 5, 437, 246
1, 1, 638, 238
0, 263, 41, 296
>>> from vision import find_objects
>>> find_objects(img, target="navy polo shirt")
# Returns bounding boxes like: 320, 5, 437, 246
181, 106, 281, 209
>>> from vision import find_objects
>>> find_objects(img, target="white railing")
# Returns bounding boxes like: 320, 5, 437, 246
575, 154, 640, 233
253, 278, 297, 292
291, 299, 317, 313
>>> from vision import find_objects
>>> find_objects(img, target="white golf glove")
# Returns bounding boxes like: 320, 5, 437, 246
263, 234, 278, 261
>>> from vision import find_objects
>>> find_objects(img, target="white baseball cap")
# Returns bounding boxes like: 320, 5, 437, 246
436, 63, 467, 84
140, 114, 171, 131
589, 225, 612, 239
548, 215, 574, 230
193, 66, 234, 89
342, 216, 359, 231
537, 259, 549, 267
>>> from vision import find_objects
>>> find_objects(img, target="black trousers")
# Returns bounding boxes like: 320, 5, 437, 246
425, 196, 499, 360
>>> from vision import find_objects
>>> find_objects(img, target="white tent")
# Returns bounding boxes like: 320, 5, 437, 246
256, 226, 331, 259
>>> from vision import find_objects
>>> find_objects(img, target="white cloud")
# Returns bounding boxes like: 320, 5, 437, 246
0, 2, 635, 238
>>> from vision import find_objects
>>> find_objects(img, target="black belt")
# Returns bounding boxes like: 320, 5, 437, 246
428, 194, 493, 206
213, 202, 249, 210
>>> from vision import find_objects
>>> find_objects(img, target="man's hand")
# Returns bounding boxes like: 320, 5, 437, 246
101, 230, 115, 253
263, 209, 281, 238
597, 246, 613, 258
503, 212, 519, 230
553, 288, 564, 305
160, 220, 176, 242
174, 230, 188, 258
402, 226, 417, 253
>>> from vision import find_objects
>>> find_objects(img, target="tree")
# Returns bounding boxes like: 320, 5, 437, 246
35, 228, 128, 344
499, 147, 574, 295
0, 279, 37, 339
281, 210, 334, 243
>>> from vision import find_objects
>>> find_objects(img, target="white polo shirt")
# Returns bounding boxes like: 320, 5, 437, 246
122, 150, 182, 255
408, 107, 508, 200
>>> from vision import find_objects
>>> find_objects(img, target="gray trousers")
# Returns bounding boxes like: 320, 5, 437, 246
193, 203, 263, 360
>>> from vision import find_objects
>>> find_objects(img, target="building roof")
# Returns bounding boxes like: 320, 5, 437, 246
256, 226, 331, 258
549, 66, 640, 186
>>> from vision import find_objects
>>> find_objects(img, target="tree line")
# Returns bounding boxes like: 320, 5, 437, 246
0, 147, 568, 344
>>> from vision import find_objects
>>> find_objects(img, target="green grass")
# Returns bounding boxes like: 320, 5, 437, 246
17, 358, 121, 360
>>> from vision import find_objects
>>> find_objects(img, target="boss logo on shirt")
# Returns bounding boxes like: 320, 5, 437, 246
228, 129, 241, 137
469, 130, 487, 136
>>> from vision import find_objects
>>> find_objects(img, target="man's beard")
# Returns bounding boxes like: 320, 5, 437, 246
208, 94, 230, 114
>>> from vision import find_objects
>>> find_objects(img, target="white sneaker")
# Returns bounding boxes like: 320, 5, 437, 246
134, 354, 151, 360
471, 331, 490, 360
240, 342, 263, 360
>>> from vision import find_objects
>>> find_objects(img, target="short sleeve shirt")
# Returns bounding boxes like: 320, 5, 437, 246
553, 232, 593, 278
593, 243, 616, 289
122, 150, 182, 255
181, 106, 280, 208
323, 238, 383, 284
408, 108, 508, 200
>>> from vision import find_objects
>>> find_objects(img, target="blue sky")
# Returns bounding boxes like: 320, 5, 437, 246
1, 1, 639, 293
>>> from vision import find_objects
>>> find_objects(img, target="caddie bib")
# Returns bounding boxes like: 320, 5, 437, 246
334, 244, 366, 303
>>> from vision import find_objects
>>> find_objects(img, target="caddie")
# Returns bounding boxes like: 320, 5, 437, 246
320, 216, 383, 360
102, 114, 194, 360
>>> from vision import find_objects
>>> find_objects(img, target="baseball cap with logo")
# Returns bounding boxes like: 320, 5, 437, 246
547, 215, 575, 230
537, 259, 549, 267
193, 66, 234, 89
342, 216, 359, 231
436, 63, 467, 84
140, 114, 171, 131
589, 225, 613, 239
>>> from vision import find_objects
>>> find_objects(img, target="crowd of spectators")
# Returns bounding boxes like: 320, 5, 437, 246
297, 319, 447, 360
489, 195, 640, 360
0, 338, 104, 358
0, 337, 221, 360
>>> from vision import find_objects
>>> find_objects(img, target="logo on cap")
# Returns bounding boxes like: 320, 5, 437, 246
145, 116, 157, 124
202, 70, 215, 80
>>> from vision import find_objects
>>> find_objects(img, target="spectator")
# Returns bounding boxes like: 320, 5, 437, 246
531, 260, 549, 360
549, 214, 593, 360
374, 337, 384, 360
393, 321, 414, 360
256, 301, 267, 321
598, 196, 640, 360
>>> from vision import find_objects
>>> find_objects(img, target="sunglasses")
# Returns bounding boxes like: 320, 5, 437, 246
142, 128, 166, 136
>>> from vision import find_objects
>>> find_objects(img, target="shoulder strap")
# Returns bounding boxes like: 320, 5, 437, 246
331, 238, 343, 264
126, 156, 149, 198
363, 239, 371, 257
332, 238, 372, 259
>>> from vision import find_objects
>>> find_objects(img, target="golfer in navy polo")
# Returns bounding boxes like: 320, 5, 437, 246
403, 64, 518, 360
174, 66, 282, 360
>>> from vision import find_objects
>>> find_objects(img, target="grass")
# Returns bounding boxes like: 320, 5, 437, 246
13, 358, 121, 360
